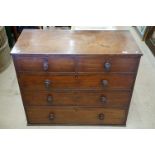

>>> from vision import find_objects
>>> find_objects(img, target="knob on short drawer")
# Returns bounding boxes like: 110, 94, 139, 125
104, 62, 111, 71
98, 113, 104, 120
43, 60, 49, 71
101, 80, 108, 87
49, 113, 55, 120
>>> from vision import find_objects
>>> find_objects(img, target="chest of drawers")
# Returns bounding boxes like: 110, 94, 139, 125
11, 30, 142, 125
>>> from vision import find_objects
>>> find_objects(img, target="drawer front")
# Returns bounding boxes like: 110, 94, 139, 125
26, 107, 126, 125
23, 91, 131, 108
77, 56, 139, 73
18, 73, 135, 91
13, 55, 139, 73
13, 55, 75, 72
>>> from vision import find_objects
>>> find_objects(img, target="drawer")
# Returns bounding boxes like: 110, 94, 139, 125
26, 106, 126, 125
13, 55, 75, 72
13, 55, 140, 73
23, 90, 131, 108
77, 56, 140, 73
18, 73, 135, 91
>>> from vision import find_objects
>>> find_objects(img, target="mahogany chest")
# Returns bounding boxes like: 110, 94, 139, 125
11, 30, 142, 125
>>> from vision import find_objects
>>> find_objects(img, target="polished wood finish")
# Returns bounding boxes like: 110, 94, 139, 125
18, 73, 135, 91
77, 56, 140, 73
11, 30, 142, 55
11, 30, 142, 125
14, 55, 139, 73
14, 55, 75, 72
23, 90, 131, 108
26, 106, 126, 125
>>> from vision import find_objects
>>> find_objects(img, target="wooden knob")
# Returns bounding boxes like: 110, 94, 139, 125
101, 80, 108, 87
101, 96, 107, 103
98, 113, 104, 120
47, 95, 53, 104
49, 113, 55, 120
44, 79, 51, 89
104, 62, 111, 71
43, 60, 48, 71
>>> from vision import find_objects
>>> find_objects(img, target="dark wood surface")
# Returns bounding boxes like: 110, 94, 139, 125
22, 90, 131, 108
13, 55, 140, 73
11, 30, 142, 125
26, 106, 126, 125
11, 30, 142, 55
18, 73, 135, 91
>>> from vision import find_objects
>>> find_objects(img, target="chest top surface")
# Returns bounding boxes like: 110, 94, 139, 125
11, 30, 142, 55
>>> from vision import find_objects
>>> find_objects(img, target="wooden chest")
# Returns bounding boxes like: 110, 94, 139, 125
11, 30, 142, 125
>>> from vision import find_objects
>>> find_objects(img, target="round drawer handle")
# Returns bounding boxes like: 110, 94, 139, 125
43, 60, 49, 71
47, 95, 53, 104
98, 113, 104, 120
49, 113, 55, 120
101, 96, 107, 104
101, 80, 108, 87
104, 62, 111, 71
44, 79, 52, 89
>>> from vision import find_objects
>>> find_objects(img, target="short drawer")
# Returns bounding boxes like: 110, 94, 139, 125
23, 90, 131, 108
18, 73, 135, 91
77, 56, 140, 73
13, 55, 75, 72
26, 106, 126, 125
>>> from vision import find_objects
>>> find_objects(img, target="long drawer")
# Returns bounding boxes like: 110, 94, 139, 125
13, 55, 139, 73
22, 90, 131, 108
26, 106, 127, 125
18, 73, 135, 91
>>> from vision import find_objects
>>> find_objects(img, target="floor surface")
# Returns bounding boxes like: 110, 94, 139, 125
0, 26, 155, 128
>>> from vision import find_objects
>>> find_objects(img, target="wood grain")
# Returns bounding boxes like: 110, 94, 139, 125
22, 90, 131, 108
18, 73, 135, 91
26, 106, 126, 125
13, 55, 140, 73
11, 30, 142, 55
13, 55, 75, 72
11, 30, 142, 126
